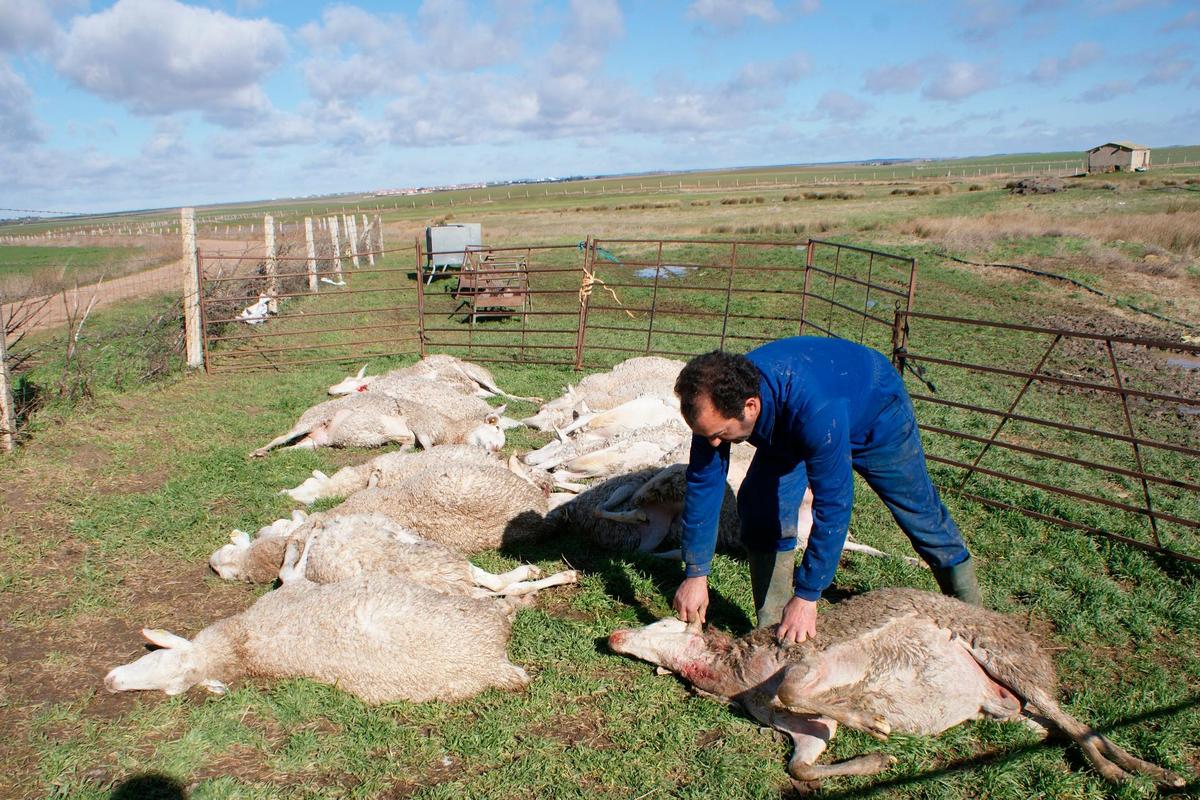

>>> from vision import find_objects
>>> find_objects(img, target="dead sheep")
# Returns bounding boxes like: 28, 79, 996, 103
608, 588, 1186, 788
249, 393, 416, 458
326, 457, 550, 553
209, 512, 577, 598
548, 465, 742, 556
107, 545, 536, 704
328, 355, 542, 402
522, 357, 685, 431
282, 444, 498, 505
250, 393, 506, 459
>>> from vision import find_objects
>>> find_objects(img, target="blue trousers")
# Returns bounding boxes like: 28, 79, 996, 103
735, 396, 970, 570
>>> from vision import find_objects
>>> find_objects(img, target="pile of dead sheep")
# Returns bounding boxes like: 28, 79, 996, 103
102, 354, 1186, 789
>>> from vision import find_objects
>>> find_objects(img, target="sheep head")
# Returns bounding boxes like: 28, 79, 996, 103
467, 406, 507, 453
209, 530, 253, 580
105, 629, 218, 696
327, 364, 378, 396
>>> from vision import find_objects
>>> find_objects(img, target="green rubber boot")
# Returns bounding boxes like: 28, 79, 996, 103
747, 547, 797, 628
931, 555, 982, 606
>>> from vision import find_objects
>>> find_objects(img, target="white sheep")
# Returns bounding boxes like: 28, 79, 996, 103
209, 512, 577, 597
106, 545, 536, 704
521, 357, 685, 431
392, 395, 508, 452
329, 355, 542, 402
239, 294, 273, 325
524, 419, 693, 487
282, 444, 498, 505
305, 457, 549, 553
250, 393, 506, 459
249, 393, 416, 458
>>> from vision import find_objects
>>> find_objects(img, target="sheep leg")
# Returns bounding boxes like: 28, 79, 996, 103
485, 570, 580, 597
250, 425, 314, 458
470, 564, 544, 591
741, 692, 895, 785
1024, 692, 1185, 787
278, 540, 311, 584
776, 661, 891, 740
593, 508, 647, 524
597, 481, 641, 514
842, 539, 927, 569
634, 505, 677, 554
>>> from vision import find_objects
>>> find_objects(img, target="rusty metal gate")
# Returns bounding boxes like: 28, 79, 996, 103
897, 311, 1200, 564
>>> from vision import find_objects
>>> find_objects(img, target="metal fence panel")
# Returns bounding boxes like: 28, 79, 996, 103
897, 311, 1200, 564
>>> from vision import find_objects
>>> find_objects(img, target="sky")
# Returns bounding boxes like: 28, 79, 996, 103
1, 0, 1198, 217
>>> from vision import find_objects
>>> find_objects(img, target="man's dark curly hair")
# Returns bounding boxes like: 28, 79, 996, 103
674, 350, 761, 426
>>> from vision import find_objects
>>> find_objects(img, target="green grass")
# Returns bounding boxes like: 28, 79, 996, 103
2, 168, 1199, 799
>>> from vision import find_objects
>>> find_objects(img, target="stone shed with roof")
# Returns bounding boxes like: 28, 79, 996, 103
1087, 141, 1150, 172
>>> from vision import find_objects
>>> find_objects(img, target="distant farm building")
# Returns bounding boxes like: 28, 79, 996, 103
1087, 142, 1150, 172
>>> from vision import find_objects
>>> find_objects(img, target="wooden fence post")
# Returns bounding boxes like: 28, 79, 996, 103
304, 217, 317, 292
375, 214, 384, 252
182, 207, 204, 369
362, 214, 374, 266
328, 216, 343, 281
264, 214, 278, 312
0, 302, 14, 452
347, 214, 361, 268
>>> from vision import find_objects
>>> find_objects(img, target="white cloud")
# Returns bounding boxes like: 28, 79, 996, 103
1140, 57, 1193, 85
922, 62, 997, 101
815, 90, 870, 121
687, 0, 783, 30
56, 0, 287, 125
0, 0, 62, 53
1020, 0, 1069, 13
1159, 10, 1199, 32
0, 60, 43, 145
863, 60, 923, 94
955, 0, 1015, 41
1028, 41, 1103, 84
1079, 80, 1134, 102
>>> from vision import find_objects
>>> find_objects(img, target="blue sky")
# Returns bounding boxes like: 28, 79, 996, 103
1, 0, 1197, 216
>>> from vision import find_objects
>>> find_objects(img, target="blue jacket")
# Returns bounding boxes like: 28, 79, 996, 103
680, 337, 907, 600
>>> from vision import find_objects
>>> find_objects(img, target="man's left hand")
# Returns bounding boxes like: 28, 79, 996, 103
776, 596, 817, 644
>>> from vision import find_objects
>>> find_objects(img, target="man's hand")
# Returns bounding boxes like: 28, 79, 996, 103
673, 575, 709, 625
776, 596, 817, 644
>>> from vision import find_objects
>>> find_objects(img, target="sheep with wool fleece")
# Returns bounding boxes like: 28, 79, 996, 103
209, 512, 577, 597
108, 544, 534, 704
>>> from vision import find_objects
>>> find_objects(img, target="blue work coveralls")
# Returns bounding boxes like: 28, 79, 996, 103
680, 337, 970, 601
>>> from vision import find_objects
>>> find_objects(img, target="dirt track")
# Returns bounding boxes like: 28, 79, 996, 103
2, 238, 262, 333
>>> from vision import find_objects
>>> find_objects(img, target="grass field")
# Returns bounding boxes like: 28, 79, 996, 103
2, 159, 1199, 799
0, 241, 181, 301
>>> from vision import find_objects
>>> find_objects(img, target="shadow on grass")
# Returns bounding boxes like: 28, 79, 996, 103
109, 772, 186, 800
806, 695, 1200, 799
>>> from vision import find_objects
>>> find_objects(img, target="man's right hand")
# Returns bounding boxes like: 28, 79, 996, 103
673, 575, 709, 625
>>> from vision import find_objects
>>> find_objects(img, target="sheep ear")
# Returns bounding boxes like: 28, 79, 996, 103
312, 469, 329, 480
492, 404, 507, 417
356, 364, 368, 379
142, 629, 192, 650
292, 509, 308, 522
230, 530, 251, 547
